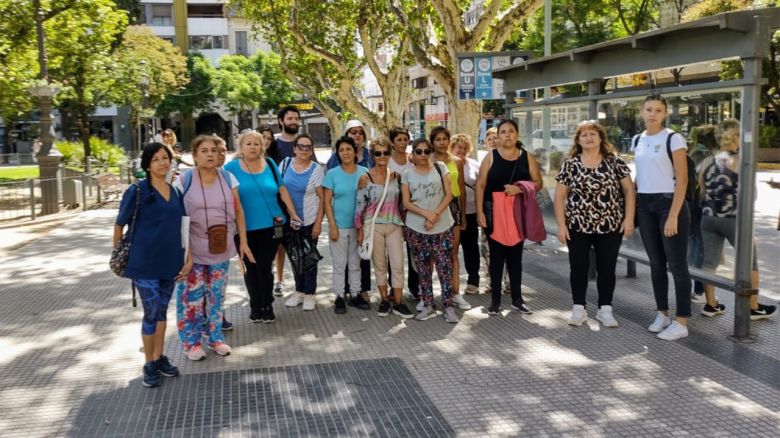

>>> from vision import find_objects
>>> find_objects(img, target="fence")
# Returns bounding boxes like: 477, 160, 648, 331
0, 162, 136, 222
0, 153, 37, 166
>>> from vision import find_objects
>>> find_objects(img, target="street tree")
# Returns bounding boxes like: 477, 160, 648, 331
212, 52, 296, 128
111, 25, 188, 149
157, 52, 217, 120
231, 0, 413, 135
388, 0, 545, 136
47, 0, 128, 170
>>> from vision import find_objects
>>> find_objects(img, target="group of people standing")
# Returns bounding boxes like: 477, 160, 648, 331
114, 96, 775, 388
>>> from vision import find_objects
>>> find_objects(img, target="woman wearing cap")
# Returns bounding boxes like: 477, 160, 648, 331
355, 137, 413, 319
430, 126, 471, 311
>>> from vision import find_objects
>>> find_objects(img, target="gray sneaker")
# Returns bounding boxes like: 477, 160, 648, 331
444, 307, 459, 323
415, 305, 436, 321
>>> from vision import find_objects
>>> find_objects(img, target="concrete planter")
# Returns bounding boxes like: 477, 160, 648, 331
758, 148, 780, 162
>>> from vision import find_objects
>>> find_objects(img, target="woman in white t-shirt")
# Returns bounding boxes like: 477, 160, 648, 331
633, 94, 691, 341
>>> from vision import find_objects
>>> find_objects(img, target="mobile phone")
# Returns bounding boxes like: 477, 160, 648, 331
290, 219, 301, 230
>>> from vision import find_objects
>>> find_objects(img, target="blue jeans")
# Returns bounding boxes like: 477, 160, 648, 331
637, 193, 691, 318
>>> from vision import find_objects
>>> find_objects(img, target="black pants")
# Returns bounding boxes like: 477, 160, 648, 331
241, 227, 280, 315
487, 236, 524, 305
637, 193, 691, 318
344, 259, 371, 294
460, 213, 480, 286
407, 241, 419, 298
566, 230, 622, 307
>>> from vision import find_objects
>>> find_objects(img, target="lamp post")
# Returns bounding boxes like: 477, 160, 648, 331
136, 60, 149, 155
32, 0, 61, 216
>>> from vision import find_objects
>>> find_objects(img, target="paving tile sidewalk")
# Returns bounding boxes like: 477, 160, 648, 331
0, 210, 778, 437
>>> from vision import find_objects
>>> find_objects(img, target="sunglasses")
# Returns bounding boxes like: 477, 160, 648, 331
413, 148, 431, 156
295, 143, 313, 150
348, 130, 365, 136
372, 150, 391, 157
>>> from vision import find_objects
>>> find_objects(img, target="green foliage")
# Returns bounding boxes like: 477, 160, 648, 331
157, 52, 216, 117
56, 137, 127, 166
759, 125, 780, 148
213, 52, 295, 116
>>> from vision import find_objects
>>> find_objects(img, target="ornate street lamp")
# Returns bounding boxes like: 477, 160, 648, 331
32, 0, 62, 216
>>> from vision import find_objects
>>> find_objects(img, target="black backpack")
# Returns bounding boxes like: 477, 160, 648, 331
632, 132, 698, 202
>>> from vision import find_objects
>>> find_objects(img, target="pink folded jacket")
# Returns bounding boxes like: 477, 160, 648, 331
513, 181, 547, 243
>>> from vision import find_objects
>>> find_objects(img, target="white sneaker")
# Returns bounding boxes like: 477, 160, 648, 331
302, 294, 316, 311
464, 284, 479, 294
657, 321, 689, 341
596, 305, 619, 327
452, 294, 472, 310
416, 299, 426, 312
691, 292, 706, 304
567, 305, 588, 326
273, 282, 284, 297
285, 292, 304, 307
648, 312, 672, 333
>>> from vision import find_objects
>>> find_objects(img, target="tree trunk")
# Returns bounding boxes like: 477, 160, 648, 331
79, 107, 92, 174
446, 98, 482, 140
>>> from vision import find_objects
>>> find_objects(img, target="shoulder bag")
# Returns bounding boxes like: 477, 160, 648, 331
359, 171, 391, 260
110, 182, 141, 277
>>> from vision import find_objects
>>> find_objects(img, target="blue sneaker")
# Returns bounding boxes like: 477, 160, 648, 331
221, 317, 233, 331
155, 355, 179, 377
142, 361, 161, 388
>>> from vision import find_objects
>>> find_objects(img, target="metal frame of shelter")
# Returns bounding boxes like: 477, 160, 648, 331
492, 8, 780, 342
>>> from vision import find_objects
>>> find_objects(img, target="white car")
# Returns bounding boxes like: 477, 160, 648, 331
531, 129, 571, 152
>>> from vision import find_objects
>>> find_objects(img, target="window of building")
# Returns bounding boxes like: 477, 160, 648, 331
189, 36, 228, 50
212, 35, 226, 49
378, 103, 385, 112
235, 31, 248, 55
151, 4, 172, 26
187, 4, 223, 18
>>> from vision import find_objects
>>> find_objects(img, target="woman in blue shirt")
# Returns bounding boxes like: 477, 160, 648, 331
224, 130, 301, 324
323, 136, 368, 314
114, 143, 191, 388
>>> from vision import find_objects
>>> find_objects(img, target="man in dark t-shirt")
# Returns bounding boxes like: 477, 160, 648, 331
267, 106, 301, 163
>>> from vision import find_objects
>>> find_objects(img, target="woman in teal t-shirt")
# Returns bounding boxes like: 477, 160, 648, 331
323, 136, 368, 315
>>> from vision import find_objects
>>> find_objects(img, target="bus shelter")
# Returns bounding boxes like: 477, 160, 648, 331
492, 8, 780, 341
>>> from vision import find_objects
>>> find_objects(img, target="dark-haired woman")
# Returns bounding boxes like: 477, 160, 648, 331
688, 125, 718, 303
634, 94, 691, 341
281, 134, 325, 311
402, 139, 458, 323
323, 136, 369, 314
554, 122, 635, 327
431, 126, 471, 311
476, 119, 543, 315
114, 142, 190, 388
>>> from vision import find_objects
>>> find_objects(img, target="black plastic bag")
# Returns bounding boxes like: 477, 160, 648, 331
283, 229, 323, 277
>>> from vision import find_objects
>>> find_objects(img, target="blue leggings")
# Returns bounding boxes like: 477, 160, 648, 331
133, 278, 175, 335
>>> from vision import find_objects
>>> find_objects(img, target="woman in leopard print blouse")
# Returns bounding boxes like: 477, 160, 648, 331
554, 121, 635, 328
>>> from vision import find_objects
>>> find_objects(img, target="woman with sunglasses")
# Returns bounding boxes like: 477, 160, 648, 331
355, 138, 414, 319
476, 119, 543, 315
224, 130, 301, 324
173, 135, 253, 361
450, 134, 481, 295
430, 127, 471, 311
323, 136, 369, 314
402, 139, 458, 323
281, 134, 326, 311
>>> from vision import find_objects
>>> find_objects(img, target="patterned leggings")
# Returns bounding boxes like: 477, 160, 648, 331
405, 228, 454, 308
175, 260, 229, 351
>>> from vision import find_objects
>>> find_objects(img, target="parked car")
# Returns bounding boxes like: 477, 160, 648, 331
531, 129, 571, 152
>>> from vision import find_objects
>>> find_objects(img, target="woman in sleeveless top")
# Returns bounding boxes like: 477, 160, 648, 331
431, 126, 472, 311
699, 119, 776, 320
173, 135, 253, 361
476, 119, 543, 315
355, 138, 414, 319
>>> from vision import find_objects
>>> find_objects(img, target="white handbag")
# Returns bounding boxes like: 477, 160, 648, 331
359, 171, 391, 260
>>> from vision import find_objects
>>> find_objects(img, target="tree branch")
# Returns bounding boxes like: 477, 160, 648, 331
429, 0, 465, 48
485, 0, 544, 51
465, 0, 504, 50
288, 0, 352, 78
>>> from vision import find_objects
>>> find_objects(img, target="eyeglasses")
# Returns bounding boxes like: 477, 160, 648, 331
295, 144, 313, 150
372, 150, 391, 157
348, 130, 365, 136
413, 148, 431, 156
